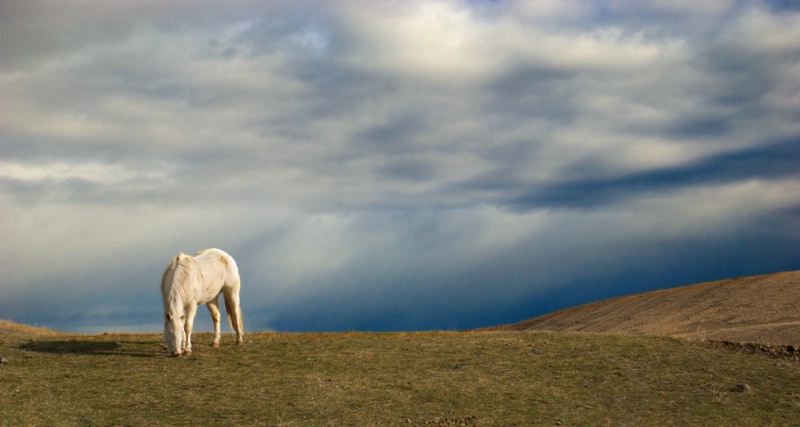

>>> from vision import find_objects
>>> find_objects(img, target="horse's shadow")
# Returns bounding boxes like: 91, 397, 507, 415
20, 339, 162, 358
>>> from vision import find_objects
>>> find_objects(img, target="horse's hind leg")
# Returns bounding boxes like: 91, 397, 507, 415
207, 297, 222, 348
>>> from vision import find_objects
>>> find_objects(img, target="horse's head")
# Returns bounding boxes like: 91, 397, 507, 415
163, 310, 186, 357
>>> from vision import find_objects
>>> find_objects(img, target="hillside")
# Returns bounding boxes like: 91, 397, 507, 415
0, 320, 63, 340
486, 270, 800, 344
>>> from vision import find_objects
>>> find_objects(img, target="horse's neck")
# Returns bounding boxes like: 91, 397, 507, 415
170, 259, 197, 303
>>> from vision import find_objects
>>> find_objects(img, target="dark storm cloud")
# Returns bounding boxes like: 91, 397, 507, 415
766, 0, 800, 12
666, 114, 734, 138
374, 159, 439, 182
484, 63, 579, 123
511, 137, 800, 210
357, 115, 431, 153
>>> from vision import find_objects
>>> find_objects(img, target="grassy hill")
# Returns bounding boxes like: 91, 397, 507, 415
3, 271, 800, 425
485, 270, 800, 345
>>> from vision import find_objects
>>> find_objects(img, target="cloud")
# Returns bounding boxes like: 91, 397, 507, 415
509, 136, 800, 210
1, 0, 798, 332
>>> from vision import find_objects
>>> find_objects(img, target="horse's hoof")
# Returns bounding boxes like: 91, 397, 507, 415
184, 350, 192, 356
237, 340, 244, 346
211, 342, 219, 348
171, 351, 181, 358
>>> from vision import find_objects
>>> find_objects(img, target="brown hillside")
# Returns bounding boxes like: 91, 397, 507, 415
486, 270, 800, 345
0, 320, 63, 341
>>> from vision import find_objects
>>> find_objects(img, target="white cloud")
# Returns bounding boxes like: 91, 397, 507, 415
0, 160, 169, 187
339, 1, 501, 82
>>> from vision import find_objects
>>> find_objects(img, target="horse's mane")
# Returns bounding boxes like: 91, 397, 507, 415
163, 252, 194, 311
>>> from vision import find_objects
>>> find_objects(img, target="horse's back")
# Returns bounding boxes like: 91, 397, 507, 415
194, 248, 240, 287
196, 248, 237, 270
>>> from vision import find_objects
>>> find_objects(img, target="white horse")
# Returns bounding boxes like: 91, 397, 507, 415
161, 248, 244, 357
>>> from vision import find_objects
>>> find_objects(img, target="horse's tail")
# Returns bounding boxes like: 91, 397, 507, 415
224, 293, 236, 331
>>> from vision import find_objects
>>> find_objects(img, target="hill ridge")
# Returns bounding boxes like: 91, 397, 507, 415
485, 270, 800, 345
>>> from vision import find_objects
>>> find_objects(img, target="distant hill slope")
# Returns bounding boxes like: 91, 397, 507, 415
0, 320, 63, 340
485, 270, 800, 345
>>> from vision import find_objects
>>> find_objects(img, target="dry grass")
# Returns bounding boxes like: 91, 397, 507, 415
487, 270, 800, 346
2, 325, 800, 426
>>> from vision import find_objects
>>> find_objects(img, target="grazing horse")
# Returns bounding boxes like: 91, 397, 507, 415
161, 248, 244, 357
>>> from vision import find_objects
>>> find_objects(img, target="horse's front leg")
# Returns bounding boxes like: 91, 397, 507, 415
183, 303, 199, 356
207, 297, 222, 348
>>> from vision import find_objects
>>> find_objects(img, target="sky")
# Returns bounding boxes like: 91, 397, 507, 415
1, 0, 799, 334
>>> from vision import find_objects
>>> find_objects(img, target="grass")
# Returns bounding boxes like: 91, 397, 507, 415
2, 329, 800, 426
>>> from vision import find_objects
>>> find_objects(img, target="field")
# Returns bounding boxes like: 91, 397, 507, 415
2, 324, 800, 426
